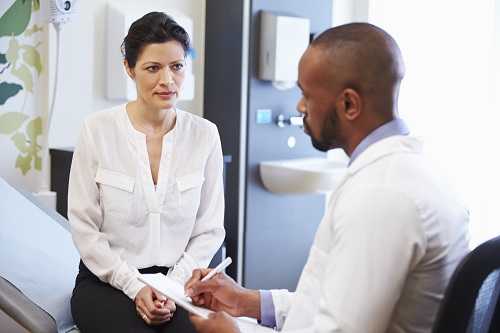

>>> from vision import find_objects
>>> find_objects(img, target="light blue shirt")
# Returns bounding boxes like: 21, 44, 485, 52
349, 118, 409, 165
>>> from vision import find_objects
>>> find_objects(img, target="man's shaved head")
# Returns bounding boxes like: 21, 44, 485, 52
296, 23, 406, 154
310, 23, 405, 116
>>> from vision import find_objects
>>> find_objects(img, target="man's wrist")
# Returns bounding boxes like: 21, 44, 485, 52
237, 288, 261, 319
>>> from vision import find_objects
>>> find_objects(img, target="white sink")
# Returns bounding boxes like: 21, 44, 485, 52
259, 157, 348, 194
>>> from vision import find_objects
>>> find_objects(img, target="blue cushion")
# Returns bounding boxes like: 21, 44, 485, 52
0, 177, 80, 333
467, 270, 500, 333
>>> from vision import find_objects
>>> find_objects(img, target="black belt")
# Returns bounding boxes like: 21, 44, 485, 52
76, 260, 170, 285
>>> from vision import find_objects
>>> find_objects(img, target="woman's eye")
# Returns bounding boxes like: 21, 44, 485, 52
147, 66, 160, 72
171, 63, 185, 72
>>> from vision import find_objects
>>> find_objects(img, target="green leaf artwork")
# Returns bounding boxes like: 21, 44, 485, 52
24, 24, 42, 37
11, 132, 28, 152
4, 38, 43, 92
11, 116, 43, 175
0, 1, 46, 176
33, 0, 40, 12
0, 0, 32, 38
0, 82, 23, 105
26, 115, 42, 142
21, 45, 41, 74
6, 37, 20, 67
26, 116, 42, 171
15, 152, 32, 174
0, 112, 28, 134
11, 63, 33, 92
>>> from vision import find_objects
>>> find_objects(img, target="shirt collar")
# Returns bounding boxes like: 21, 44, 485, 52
348, 118, 409, 165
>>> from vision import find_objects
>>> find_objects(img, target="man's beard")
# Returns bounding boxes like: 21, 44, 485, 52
310, 136, 332, 152
304, 109, 339, 152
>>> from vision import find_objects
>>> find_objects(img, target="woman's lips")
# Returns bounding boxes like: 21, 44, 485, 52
156, 91, 175, 100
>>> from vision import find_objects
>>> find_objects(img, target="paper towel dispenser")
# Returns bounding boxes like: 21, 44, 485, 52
258, 11, 310, 85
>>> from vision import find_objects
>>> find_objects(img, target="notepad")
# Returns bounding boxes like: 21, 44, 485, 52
138, 273, 212, 319
138, 273, 263, 332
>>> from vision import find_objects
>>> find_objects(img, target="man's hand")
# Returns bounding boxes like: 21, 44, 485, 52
185, 268, 260, 319
135, 286, 176, 325
190, 312, 241, 333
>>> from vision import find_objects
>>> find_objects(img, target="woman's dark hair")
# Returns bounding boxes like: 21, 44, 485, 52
121, 12, 191, 68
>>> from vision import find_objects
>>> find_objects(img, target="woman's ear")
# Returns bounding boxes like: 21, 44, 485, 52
123, 60, 135, 80
341, 88, 361, 121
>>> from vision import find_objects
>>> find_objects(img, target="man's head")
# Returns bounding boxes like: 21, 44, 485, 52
297, 23, 405, 154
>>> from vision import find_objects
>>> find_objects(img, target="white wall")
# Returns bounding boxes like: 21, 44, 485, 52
332, 0, 369, 25
367, 0, 500, 246
48, 0, 206, 148
330, 0, 500, 246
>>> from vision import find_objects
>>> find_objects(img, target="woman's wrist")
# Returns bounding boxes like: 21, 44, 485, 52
237, 289, 261, 319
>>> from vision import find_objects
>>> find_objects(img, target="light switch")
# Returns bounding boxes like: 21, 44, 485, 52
256, 109, 272, 124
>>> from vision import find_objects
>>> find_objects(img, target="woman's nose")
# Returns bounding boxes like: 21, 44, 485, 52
160, 68, 175, 86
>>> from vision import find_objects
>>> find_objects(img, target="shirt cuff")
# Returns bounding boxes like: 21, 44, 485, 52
258, 290, 276, 328
123, 277, 146, 300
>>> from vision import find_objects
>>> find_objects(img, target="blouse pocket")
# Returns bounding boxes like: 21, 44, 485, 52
95, 167, 135, 219
176, 171, 205, 219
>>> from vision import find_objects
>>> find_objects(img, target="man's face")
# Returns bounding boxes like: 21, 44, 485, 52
297, 47, 343, 152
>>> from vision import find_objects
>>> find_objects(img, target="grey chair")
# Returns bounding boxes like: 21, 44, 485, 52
432, 235, 500, 333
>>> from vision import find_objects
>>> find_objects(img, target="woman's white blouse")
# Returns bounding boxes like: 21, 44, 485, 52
68, 104, 225, 300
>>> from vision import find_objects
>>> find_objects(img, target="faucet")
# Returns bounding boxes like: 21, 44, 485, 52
276, 114, 304, 128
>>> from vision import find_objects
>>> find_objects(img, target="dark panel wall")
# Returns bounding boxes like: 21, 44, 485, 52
204, 0, 245, 279
244, 0, 332, 290
204, 0, 332, 289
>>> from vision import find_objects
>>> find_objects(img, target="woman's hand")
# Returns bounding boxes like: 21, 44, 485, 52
135, 286, 176, 325
185, 268, 260, 319
190, 312, 241, 333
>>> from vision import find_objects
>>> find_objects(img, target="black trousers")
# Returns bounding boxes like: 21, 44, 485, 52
71, 261, 197, 333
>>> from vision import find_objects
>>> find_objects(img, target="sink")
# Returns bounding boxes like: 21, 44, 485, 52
259, 157, 348, 194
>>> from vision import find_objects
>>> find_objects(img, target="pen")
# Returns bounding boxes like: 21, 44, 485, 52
201, 257, 232, 282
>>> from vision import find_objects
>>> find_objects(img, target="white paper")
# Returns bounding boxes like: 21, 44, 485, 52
139, 273, 212, 319
138, 273, 263, 331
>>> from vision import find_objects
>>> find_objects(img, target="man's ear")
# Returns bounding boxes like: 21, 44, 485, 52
340, 88, 361, 121
124, 60, 135, 80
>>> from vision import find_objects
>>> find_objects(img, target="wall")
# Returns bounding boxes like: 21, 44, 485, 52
243, 0, 332, 291
47, 0, 206, 148
496, 0, 500, 118
0, 0, 48, 191
203, 0, 247, 281
367, 0, 499, 246
1, 0, 346, 192
204, 0, 333, 288
332, 0, 369, 25
0, 0, 205, 191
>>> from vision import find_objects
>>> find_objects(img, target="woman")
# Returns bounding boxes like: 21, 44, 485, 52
68, 12, 225, 332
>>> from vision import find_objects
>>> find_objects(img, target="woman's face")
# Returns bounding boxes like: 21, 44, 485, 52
125, 40, 186, 111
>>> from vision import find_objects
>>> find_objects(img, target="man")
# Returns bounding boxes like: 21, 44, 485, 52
186, 23, 470, 333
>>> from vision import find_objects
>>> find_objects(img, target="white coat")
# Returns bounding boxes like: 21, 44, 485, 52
249, 135, 469, 333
